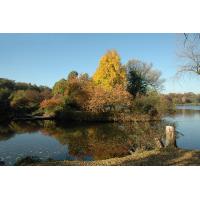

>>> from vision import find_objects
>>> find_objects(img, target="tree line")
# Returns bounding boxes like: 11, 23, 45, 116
164, 92, 200, 105
0, 49, 176, 122
40, 50, 173, 121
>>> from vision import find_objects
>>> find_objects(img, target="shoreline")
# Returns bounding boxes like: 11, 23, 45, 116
12, 112, 164, 123
29, 148, 200, 166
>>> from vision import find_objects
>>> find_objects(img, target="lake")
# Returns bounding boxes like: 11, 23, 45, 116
0, 105, 199, 165
165, 105, 200, 150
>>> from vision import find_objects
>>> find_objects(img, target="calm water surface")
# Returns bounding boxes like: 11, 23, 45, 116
0, 121, 165, 165
165, 105, 200, 150
0, 105, 199, 165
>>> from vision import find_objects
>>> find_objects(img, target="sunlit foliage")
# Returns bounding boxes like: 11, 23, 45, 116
86, 84, 132, 113
40, 96, 64, 115
41, 71, 92, 114
52, 79, 67, 96
93, 50, 126, 90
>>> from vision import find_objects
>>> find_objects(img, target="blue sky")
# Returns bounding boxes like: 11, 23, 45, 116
0, 33, 199, 93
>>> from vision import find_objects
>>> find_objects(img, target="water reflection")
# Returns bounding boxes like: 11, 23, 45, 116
176, 105, 200, 110
0, 120, 167, 165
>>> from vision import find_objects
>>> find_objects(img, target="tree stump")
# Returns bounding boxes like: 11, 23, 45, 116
165, 126, 176, 148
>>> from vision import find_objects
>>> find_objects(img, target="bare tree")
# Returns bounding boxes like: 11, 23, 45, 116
178, 33, 200, 75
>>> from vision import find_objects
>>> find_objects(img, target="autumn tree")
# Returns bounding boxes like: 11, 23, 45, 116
86, 84, 132, 113
39, 88, 52, 101
52, 71, 79, 96
93, 50, 126, 90
52, 79, 67, 96
42, 71, 92, 114
80, 73, 90, 81
84, 85, 107, 112
40, 96, 64, 116
67, 71, 78, 80
63, 75, 89, 110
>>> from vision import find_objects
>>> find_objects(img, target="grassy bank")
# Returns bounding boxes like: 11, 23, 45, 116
30, 148, 200, 166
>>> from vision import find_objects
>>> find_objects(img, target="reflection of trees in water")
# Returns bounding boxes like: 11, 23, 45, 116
173, 109, 200, 117
0, 121, 43, 141
0, 124, 15, 141
0, 120, 170, 161
0, 158, 5, 166
121, 122, 167, 150
0, 121, 42, 141
40, 121, 167, 160
40, 121, 132, 160
82, 124, 130, 160
14, 156, 42, 166
9, 121, 42, 133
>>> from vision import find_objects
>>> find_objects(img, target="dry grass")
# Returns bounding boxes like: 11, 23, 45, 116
31, 148, 200, 166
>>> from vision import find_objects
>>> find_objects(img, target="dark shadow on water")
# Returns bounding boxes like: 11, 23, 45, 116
14, 156, 42, 166
0, 158, 5, 166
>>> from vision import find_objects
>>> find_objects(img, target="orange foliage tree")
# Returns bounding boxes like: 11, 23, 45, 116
85, 84, 132, 113
40, 96, 64, 115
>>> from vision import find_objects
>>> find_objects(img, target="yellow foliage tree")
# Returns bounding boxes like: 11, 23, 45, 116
93, 50, 126, 89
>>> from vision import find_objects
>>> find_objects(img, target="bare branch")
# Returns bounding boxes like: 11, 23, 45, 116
178, 33, 200, 76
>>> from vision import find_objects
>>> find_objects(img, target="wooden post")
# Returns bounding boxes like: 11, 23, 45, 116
165, 126, 176, 147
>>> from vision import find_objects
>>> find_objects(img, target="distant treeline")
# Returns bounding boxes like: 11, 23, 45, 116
164, 93, 200, 105
0, 78, 52, 121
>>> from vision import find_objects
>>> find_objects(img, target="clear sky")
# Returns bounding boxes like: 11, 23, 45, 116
0, 33, 199, 93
